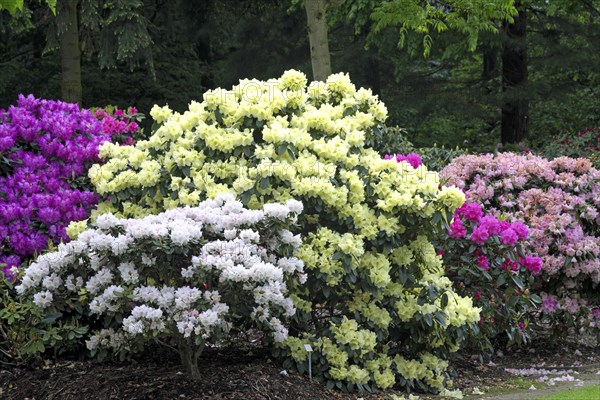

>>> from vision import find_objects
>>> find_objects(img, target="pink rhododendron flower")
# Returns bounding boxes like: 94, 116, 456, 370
562, 297, 581, 313
541, 293, 559, 313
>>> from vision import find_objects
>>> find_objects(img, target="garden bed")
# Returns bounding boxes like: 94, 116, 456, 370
1, 339, 598, 400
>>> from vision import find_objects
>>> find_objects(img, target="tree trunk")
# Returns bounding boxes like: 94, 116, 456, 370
58, 0, 82, 104
501, 4, 528, 144
482, 45, 499, 134
305, 0, 332, 81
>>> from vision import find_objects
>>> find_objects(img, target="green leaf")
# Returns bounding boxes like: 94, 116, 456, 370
40, 312, 63, 325
277, 143, 287, 156
424, 313, 433, 326
428, 284, 436, 301
496, 274, 506, 287
214, 107, 223, 124
511, 274, 524, 290
259, 177, 269, 190
441, 292, 448, 308
241, 190, 253, 204
45, 0, 56, 15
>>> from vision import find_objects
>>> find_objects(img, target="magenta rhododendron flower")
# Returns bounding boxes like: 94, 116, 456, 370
470, 225, 490, 245
384, 152, 423, 169
478, 215, 503, 235
457, 202, 483, 222
476, 255, 489, 271
519, 256, 543, 275
500, 228, 519, 246
500, 258, 518, 272
510, 221, 529, 239
449, 217, 466, 238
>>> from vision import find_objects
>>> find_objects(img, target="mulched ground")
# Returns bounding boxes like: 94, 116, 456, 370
1, 339, 598, 400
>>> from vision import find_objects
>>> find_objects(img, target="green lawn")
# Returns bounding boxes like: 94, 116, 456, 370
534, 385, 600, 400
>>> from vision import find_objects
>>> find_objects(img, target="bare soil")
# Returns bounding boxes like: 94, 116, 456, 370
1, 339, 598, 400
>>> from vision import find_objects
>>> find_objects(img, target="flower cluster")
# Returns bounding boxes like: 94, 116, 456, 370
441, 153, 600, 339
17, 194, 304, 378
92, 106, 144, 146
0, 95, 134, 277
88, 71, 479, 392
383, 153, 422, 169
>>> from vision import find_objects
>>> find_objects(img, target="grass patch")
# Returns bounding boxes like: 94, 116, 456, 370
471, 376, 539, 397
535, 385, 600, 400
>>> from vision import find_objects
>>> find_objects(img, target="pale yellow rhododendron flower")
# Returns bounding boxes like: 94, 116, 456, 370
66, 220, 88, 240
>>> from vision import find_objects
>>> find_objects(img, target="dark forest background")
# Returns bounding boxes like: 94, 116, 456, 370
1, 0, 599, 151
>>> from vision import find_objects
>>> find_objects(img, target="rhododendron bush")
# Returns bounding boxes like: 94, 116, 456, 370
441, 153, 600, 340
17, 194, 304, 379
443, 201, 541, 352
387, 154, 542, 353
85, 70, 480, 392
0, 95, 139, 277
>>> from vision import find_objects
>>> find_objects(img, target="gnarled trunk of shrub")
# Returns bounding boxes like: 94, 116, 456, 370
176, 334, 204, 380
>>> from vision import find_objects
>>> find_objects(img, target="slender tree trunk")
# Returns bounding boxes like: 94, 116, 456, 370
365, 53, 381, 94
482, 45, 499, 82
501, 4, 528, 144
58, 0, 82, 104
305, 0, 332, 81
482, 45, 500, 134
